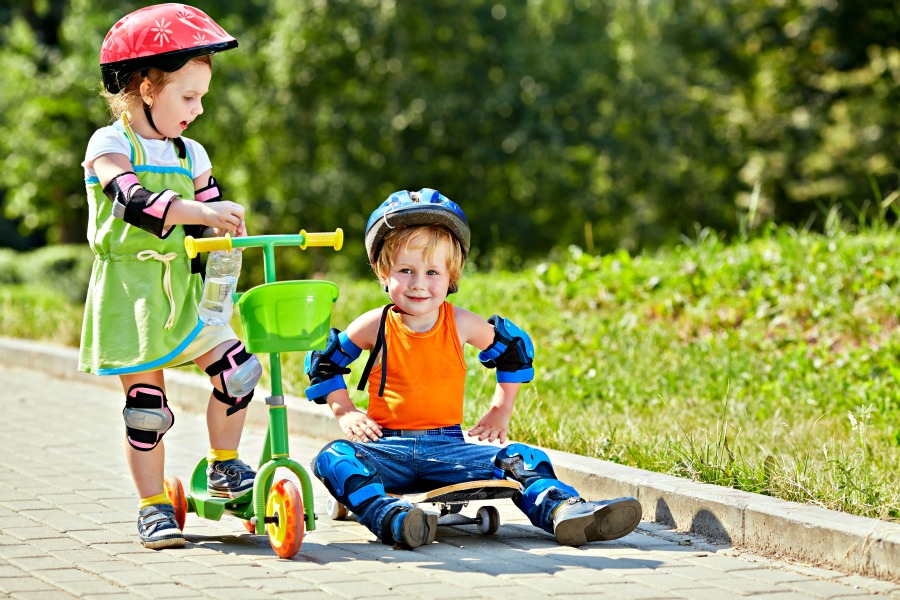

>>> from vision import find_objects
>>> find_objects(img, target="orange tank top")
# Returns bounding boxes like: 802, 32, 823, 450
366, 302, 467, 429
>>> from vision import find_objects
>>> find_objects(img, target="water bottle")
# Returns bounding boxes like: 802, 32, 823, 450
198, 249, 241, 326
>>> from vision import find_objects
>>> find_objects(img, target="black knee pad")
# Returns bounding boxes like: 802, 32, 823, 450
205, 341, 259, 415
123, 384, 173, 451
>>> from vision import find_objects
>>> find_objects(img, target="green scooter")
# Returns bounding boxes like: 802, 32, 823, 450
163, 229, 342, 559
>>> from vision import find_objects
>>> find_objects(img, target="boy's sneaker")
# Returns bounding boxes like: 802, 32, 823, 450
390, 507, 438, 550
137, 503, 185, 549
207, 459, 256, 498
552, 497, 642, 546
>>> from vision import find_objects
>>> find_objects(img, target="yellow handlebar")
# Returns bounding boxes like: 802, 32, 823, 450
184, 229, 343, 259
184, 234, 232, 259
299, 229, 343, 251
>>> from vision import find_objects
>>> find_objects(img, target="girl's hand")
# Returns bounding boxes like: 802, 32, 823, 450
338, 411, 383, 443
202, 200, 244, 233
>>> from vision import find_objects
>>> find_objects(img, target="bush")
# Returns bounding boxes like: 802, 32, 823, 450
18, 245, 94, 304
0, 248, 22, 284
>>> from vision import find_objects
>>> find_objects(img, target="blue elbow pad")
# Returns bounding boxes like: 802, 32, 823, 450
304, 328, 362, 404
478, 316, 535, 383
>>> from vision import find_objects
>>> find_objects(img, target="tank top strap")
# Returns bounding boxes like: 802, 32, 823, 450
118, 115, 146, 166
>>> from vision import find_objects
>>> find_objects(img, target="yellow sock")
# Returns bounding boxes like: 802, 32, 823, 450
207, 448, 239, 465
139, 492, 172, 510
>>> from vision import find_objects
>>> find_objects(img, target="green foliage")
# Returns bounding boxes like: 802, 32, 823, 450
0, 249, 22, 284
0, 284, 82, 346
17, 244, 94, 304
3, 219, 900, 520
0, 244, 94, 303
1, 1, 898, 268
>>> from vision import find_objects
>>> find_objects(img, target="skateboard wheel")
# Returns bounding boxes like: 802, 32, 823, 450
326, 496, 349, 520
163, 475, 187, 531
476, 506, 500, 535
266, 479, 304, 559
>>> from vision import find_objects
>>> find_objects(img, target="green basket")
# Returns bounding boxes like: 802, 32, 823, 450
236, 280, 339, 354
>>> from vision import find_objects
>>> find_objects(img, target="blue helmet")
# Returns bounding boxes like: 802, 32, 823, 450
364, 188, 470, 265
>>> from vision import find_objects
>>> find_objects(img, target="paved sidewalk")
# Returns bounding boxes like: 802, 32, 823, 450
3, 363, 900, 599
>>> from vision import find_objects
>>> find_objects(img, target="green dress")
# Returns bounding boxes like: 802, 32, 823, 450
79, 116, 224, 375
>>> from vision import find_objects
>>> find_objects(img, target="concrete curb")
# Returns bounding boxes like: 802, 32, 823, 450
4, 336, 899, 582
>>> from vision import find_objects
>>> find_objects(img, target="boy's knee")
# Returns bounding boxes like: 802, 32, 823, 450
493, 443, 556, 483
313, 440, 385, 508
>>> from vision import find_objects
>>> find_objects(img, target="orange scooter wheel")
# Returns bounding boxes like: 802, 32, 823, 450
163, 475, 187, 531
266, 479, 304, 559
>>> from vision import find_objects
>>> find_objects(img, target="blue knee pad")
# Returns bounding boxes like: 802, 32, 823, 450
314, 441, 385, 507
493, 443, 556, 481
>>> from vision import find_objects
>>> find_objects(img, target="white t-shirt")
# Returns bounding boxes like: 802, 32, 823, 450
83, 124, 212, 181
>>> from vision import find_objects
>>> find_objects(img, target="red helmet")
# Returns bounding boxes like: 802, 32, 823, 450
100, 3, 238, 94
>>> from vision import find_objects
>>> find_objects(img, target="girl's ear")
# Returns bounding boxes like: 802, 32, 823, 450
139, 79, 154, 106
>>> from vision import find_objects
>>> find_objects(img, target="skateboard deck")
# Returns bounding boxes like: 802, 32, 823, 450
402, 479, 522, 505
325, 479, 522, 536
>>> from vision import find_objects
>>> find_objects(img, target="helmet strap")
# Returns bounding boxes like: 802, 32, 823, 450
143, 103, 161, 137
142, 102, 187, 160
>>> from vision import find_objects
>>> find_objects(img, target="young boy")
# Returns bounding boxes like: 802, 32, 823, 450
306, 188, 642, 549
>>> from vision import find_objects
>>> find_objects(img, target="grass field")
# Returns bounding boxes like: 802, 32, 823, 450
4, 222, 898, 522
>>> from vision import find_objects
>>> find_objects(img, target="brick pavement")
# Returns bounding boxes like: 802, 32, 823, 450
2, 364, 899, 599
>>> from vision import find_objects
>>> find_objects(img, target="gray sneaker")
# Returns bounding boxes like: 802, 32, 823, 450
391, 507, 438, 550
207, 458, 255, 498
137, 504, 185, 549
553, 497, 642, 546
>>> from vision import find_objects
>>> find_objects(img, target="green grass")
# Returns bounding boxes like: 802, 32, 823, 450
5, 222, 900, 522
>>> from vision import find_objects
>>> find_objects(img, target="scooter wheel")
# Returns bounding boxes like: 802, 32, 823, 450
326, 496, 349, 520
476, 505, 500, 535
266, 479, 304, 559
163, 475, 187, 531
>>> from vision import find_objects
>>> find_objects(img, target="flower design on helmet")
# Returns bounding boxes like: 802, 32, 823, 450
151, 18, 173, 46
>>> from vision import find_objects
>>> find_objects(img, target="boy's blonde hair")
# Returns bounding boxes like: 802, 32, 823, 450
375, 225, 465, 290
101, 55, 212, 120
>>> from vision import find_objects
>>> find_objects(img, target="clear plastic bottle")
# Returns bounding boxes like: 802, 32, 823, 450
198, 249, 241, 326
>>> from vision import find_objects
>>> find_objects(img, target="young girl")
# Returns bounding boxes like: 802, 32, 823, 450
81, 4, 259, 549
306, 189, 642, 549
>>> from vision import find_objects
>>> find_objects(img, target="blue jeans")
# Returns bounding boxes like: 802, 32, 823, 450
313, 431, 580, 541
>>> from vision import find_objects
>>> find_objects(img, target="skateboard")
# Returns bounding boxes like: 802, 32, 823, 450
326, 479, 523, 535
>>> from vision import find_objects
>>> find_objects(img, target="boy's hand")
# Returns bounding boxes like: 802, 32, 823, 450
339, 411, 383, 443
468, 406, 511, 444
